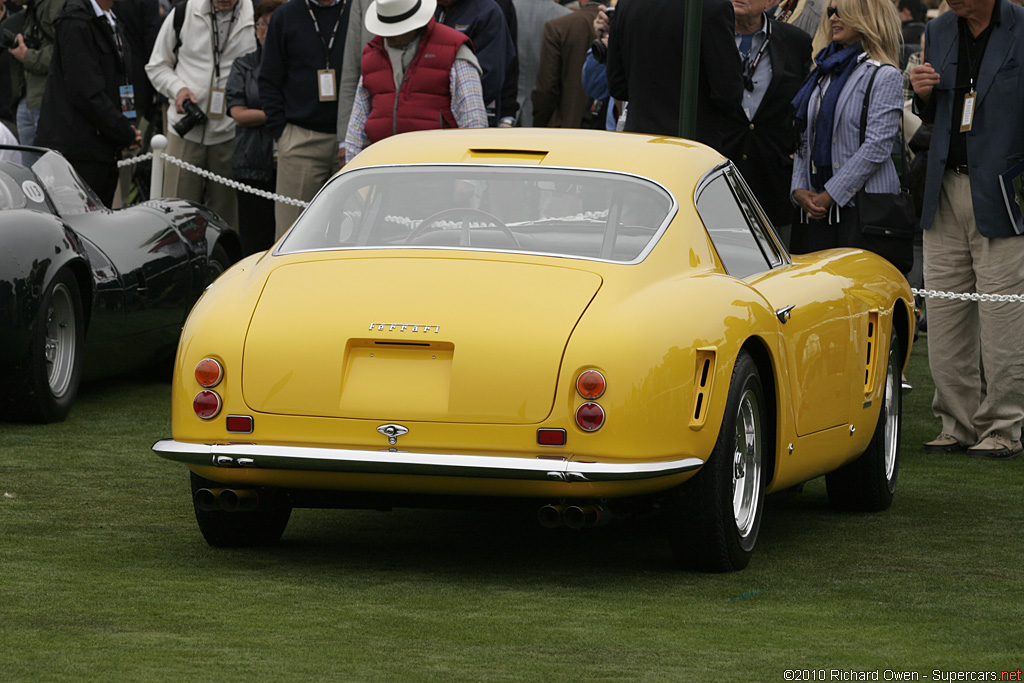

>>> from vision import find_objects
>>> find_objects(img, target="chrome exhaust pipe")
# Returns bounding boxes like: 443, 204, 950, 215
219, 488, 260, 512
537, 504, 565, 528
194, 488, 223, 512
563, 504, 609, 530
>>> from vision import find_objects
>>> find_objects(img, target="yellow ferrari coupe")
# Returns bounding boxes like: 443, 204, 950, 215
153, 129, 914, 572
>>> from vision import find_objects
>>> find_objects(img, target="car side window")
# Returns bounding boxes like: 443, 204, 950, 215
696, 172, 772, 279
729, 172, 787, 268
0, 171, 26, 210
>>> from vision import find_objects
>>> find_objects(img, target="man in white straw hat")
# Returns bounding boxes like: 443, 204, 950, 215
343, 0, 487, 161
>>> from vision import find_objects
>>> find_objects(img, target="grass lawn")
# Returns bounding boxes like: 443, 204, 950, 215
1, 335, 1021, 681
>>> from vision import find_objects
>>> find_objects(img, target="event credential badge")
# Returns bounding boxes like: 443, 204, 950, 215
119, 84, 136, 119
208, 89, 226, 119
318, 69, 337, 102
960, 90, 976, 133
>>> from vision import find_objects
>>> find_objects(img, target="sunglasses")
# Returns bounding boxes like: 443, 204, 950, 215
827, 6, 840, 18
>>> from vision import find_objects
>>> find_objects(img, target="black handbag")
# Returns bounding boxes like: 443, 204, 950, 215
852, 65, 916, 274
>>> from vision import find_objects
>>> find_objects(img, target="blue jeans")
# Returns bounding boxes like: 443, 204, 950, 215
17, 99, 39, 146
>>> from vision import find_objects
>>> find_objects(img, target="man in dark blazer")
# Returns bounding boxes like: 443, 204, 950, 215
516, 0, 570, 127
532, 0, 607, 127
35, 0, 140, 206
719, 0, 811, 239
910, 0, 1024, 459
605, 0, 744, 151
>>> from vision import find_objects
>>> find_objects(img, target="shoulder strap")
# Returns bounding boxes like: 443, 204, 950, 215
859, 63, 909, 179
25, 2, 55, 44
171, 0, 188, 68
858, 64, 882, 146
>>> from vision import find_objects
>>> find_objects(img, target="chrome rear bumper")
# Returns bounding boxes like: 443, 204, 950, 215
152, 439, 704, 483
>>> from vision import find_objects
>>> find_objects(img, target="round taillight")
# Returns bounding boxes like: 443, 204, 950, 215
193, 390, 222, 420
575, 402, 605, 432
576, 370, 606, 399
195, 358, 223, 388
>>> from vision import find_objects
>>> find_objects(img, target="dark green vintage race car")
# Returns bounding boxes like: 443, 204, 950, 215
0, 146, 240, 423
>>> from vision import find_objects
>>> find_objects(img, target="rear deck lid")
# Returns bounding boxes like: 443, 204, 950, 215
242, 257, 601, 423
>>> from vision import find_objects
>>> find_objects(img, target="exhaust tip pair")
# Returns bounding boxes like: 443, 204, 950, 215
538, 503, 609, 530
194, 487, 259, 512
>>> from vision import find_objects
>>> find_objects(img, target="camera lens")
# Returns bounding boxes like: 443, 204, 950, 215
0, 29, 18, 50
172, 99, 208, 137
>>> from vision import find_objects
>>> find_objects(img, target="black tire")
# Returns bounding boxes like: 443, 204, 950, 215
16, 268, 85, 423
668, 350, 767, 572
207, 243, 232, 284
190, 471, 292, 547
826, 327, 901, 512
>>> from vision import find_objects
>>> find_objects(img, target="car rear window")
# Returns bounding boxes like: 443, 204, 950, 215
277, 165, 676, 263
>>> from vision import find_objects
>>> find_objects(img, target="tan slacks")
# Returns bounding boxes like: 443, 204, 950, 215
274, 123, 340, 239
923, 169, 1024, 445
163, 132, 238, 231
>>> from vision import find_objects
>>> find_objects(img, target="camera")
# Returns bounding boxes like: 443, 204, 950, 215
0, 29, 40, 50
590, 5, 615, 64
0, 28, 17, 50
173, 98, 208, 136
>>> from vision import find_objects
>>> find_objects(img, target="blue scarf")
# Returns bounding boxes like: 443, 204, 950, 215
791, 41, 864, 191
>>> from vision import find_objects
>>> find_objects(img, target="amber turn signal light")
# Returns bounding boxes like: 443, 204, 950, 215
195, 358, 223, 388
576, 370, 606, 399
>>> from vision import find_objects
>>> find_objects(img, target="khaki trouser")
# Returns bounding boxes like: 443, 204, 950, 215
923, 170, 1024, 445
164, 132, 238, 231
274, 123, 340, 239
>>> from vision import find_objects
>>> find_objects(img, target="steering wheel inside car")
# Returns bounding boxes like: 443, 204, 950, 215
405, 208, 520, 248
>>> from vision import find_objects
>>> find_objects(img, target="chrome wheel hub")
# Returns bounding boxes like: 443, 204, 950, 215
44, 283, 76, 398
732, 386, 763, 540
883, 352, 899, 483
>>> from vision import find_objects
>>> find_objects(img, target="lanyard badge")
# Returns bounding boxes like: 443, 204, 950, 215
960, 90, 976, 132
317, 69, 337, 101
306, 0, 345, 101
119, 84, 136, 119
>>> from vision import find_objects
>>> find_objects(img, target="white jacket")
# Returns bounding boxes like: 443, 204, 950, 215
146, 0, 255, 146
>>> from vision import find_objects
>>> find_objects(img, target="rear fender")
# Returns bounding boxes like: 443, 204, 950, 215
0, 213, 90, 364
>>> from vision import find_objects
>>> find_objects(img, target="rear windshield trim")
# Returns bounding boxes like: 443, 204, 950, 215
273, 163, 680, 266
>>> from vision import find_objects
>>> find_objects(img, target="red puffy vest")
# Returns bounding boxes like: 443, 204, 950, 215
361, 19, 472, 144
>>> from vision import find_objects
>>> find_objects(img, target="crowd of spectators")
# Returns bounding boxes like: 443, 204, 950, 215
1, 0, 1020, 457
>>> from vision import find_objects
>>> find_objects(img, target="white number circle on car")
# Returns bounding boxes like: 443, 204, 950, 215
22, 181, 45, 203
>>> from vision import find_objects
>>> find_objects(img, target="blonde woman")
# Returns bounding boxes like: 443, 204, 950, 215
789, 0, 906, 264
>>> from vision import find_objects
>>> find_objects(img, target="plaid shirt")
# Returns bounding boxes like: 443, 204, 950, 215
345, 57, 487, 162
903, 51, 923, 102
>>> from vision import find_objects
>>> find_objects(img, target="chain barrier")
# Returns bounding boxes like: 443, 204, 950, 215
117, 152, 153, 166
116, 150, 309, 208
117, 148, 1023, 303
912, 288, 1024, 303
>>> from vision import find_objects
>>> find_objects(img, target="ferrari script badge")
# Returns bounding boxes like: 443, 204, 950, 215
369, 323, 440, 333
377, 424, 409, 445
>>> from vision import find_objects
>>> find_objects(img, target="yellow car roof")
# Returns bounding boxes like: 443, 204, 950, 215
344, 128, 726, 197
